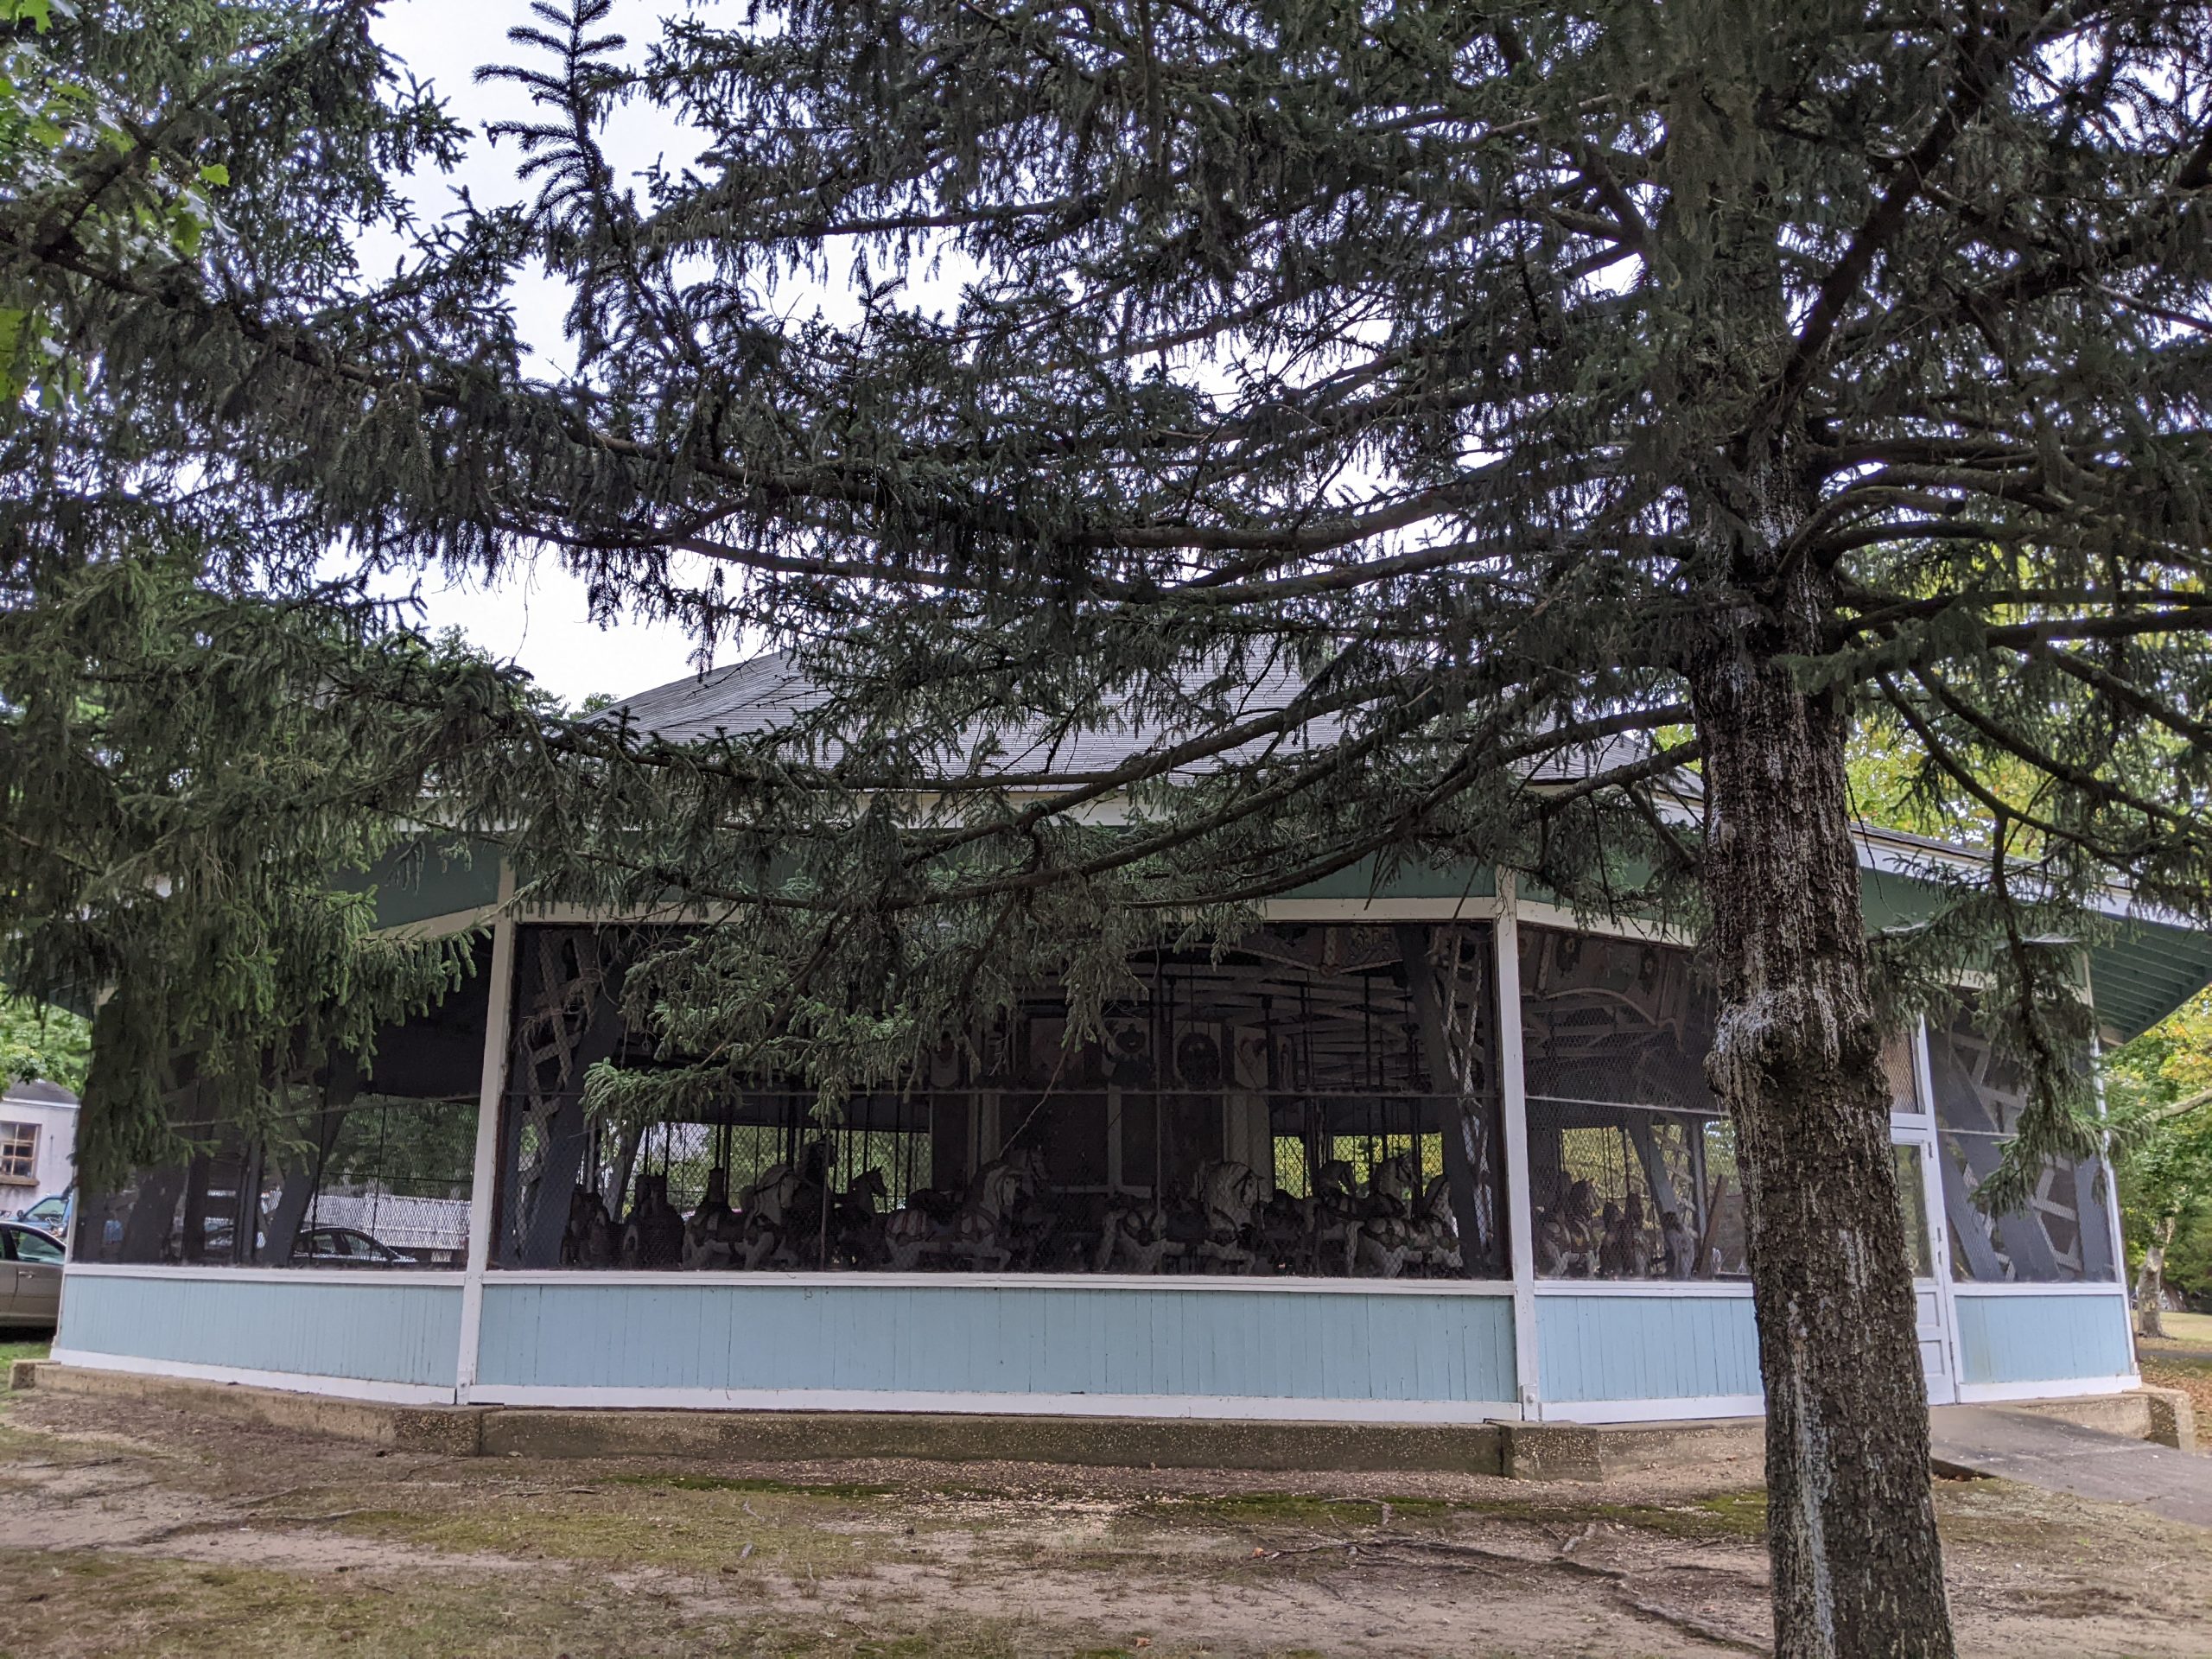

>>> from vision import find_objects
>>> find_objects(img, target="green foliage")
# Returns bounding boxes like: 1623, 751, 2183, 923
2106, 995, 2212, 1300
0, 988, 88, 1090
0, 3, 524, 1188
2, 0, 2209, 1241
320, 1096, 477, 1199
0, 553, 543, 1186
454, 0, 2212, 1205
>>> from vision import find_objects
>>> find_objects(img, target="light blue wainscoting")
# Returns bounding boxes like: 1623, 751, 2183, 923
1953, 1291, 2134, 1387
1535, 1293, 1762, 1406
56, 1270, 462, 1390
475, 1280, 1519, 1413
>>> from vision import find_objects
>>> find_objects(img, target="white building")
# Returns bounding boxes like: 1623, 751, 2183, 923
0, 1078, 78, 1216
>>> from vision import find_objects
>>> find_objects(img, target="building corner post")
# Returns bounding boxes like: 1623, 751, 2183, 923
1494, 874, 1541, 1420
454, 861, 518, 1404
2082, 957, 2139, 1375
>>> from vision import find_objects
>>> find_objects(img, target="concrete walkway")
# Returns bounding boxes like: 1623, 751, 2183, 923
1929, 1405, 2212, 1527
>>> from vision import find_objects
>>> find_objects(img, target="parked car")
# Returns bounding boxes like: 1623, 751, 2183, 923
290, 1226, 413, 1268
14, 1192, 70, 1235
1, 1221, 64, 1329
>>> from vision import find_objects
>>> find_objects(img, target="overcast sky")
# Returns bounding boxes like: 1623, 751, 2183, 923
365, 1, 710, 709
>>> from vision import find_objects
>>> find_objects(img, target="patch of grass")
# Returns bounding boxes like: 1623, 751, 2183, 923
1133, 1484, 1769, 1546
0, 1548, 1043, 1658
2141, 1309, 2212, 1353
334, 1478, 885, 1576
1440, 1488, 1771, 1543
0, 1414, 108, 1476
1576, 1491, 1770, 1542
616, 1471, 899, 1499
1690, 1488, 1770, 1535
0, 1337, 49, 1396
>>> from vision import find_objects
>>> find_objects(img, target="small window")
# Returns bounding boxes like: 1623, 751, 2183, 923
0, 1122, 36, 1185
10, 1227, 62, 1263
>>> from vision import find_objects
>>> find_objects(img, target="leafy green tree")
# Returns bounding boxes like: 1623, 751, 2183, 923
0, 988, 88, 1090
10, 2, 2212, 1653
2107, 995, 2212, 1333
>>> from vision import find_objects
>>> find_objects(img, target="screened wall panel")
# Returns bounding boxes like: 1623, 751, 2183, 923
1519, 927, 1745, 1280
1927, 1014, 2117, 1282
72, 942, 490, 1270
491, 923, 1509, 1279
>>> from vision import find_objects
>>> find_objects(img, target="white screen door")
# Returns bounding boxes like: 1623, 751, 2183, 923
1891, 1129, 1956, 1404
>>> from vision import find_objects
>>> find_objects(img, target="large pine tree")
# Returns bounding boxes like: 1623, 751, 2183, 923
9, 2, 2212, 1654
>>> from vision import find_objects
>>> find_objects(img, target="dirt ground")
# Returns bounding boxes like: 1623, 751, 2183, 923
0, 1379, 2206, 1658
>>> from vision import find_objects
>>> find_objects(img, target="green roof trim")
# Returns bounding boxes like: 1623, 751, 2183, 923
1285, 855, 1497, 903
353, 842, 2207, 1039
341, 841, 504, 931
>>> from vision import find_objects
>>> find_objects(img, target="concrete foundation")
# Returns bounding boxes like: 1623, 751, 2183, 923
12, 1361, 2190, 1478
1495, 1416, 1764, 1481
10, 1360, 487, 1456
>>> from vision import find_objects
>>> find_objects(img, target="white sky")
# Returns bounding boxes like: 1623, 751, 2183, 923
364, 1, 711, 708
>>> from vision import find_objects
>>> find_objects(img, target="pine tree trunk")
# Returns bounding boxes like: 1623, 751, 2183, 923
2135, 1214, 2176, 1339
1690, 556, 1955, 1659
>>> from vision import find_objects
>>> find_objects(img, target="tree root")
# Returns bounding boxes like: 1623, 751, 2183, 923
1249, 1529, 1769, 1655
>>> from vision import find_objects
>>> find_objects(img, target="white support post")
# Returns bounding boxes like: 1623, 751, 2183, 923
2083, 963, 2138, 1374
1493, 875, 1541, 1419
1910, 1013, 1967, 1402
454, 861, 518, 1402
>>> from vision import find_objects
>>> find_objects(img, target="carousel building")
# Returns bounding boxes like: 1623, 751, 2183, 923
48, 658, 2212, 1426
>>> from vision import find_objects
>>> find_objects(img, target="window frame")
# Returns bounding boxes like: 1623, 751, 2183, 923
0, 1120, 38, 1185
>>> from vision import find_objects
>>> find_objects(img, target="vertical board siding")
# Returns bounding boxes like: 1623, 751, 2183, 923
58, 1274, 461, 1389
477, 1282, 1519, 1406
1535, 1294, 1763, 1403
1954, 1293, 2133, 1386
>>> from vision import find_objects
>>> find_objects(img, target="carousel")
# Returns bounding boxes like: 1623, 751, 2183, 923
47, 662, 2193, 1424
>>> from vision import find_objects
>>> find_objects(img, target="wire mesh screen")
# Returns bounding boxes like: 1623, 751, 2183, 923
1519, 926, 1745, 1279
493, 921, 1509, 1277
71, 950, 490, 1268
1927, 1012, 2117, 1282
73, 1091, 476, 1268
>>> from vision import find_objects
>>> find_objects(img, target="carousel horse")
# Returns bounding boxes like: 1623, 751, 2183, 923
881, 1185, 959, 1270
1356, 1153, 1421, 1279
1190, 1160, 1263, 1273
683, 1166, 745, 1270
735, 1162, 798, 1268
1255, 1186, 1313, 1274
1535, 1178, 1600, 1276
560, 1184, 618, 1268
739, 1138, 836, 1268
620, 1171, 686, 1269
830, 1167, 890, 1267
1094, 1190, 1174, 1273
948, 1150, 1046, 1271
1408, 1173, 1463, 1276
1312, 1160, 1364, 1276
